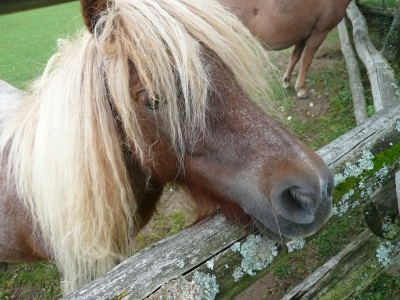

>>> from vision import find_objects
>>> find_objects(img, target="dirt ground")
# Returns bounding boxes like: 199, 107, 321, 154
270, 38, 343, 130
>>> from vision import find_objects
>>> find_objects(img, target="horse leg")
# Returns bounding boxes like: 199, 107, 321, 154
295, 31, 329, 99
0, 262, 7, 272
283, 40, 306, 90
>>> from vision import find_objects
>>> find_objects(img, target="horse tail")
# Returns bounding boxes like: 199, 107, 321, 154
0, 32, 138, 293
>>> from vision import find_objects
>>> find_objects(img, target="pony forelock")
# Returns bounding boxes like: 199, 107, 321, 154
0, 0, 275, 294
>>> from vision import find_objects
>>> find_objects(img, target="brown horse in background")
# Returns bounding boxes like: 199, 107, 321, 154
220, 0, 352, 98
0, 0, 333, 294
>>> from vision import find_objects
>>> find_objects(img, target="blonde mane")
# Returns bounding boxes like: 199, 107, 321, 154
0, 0, 274, 294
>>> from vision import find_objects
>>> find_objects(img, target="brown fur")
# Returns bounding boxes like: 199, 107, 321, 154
219, 0, 352, 98
81, 0, 111, 33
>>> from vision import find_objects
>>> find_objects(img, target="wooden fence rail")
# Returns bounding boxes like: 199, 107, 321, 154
0, 0, 77, 15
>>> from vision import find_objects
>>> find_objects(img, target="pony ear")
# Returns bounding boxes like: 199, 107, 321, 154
80, 0, 110, 34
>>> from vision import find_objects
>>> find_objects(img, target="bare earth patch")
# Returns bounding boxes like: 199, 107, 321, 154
270, 39, 342, 125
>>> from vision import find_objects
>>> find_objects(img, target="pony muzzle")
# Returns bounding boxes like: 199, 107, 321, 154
250, 173, 333, 242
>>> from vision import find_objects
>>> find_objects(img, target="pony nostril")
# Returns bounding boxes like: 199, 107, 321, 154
275, 185, 320, 224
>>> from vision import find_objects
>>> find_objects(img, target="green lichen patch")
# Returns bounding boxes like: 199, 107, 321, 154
230, 235, 278, 282
334, 150, 375, 186
286, 239, 306, 253
370, 141, 400, 176
334, 141, 400, 195
192, 271, 219, 300
332, 142, 400, 223
148, 272, 219, 300
376, 241, 395, 267
382, 216, 400, 239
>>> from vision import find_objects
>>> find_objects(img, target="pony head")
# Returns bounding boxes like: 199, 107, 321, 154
78, 0, 333, 240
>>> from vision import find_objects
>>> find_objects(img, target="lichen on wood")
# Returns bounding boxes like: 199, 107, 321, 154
283, 140, 400, 299
230, 235, 278, 282
146, 271, 219, 300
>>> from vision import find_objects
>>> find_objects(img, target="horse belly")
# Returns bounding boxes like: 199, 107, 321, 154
219, 0, 320, 50
249, 17, 315, 50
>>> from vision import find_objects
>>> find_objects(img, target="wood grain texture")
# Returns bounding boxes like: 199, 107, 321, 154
346, 1, 398, 112
318, 101, 400, 170
0, 0, 75, 15
63, 216, 247, 299
338, 18, 368, 125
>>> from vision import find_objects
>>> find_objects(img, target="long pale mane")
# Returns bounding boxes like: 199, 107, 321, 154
0, 0, 274, 294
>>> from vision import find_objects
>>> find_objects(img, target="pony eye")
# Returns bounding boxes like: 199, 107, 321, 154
135, 90, 160, 110
145, 98, 160, 110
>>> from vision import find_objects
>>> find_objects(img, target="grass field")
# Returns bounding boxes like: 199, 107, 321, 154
0, 1, 82, 90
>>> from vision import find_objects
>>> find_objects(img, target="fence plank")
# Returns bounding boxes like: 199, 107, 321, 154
338, 18, 368, 125
0, 0, 76, 15
346, 1, 398, 112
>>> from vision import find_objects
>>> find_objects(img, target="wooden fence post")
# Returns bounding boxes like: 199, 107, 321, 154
346, 1, 398, 112
338, 18, 368, 125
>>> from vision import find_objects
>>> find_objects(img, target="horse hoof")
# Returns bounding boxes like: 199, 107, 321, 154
0, 262, 7, 272
282, 80, 291, 89
297, 90, 309, 99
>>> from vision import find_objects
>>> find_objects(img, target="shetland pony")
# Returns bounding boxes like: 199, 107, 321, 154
219, 0, 352, 98
0, 0, 333, 294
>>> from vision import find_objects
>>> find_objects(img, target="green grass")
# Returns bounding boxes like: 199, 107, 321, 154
0, 1, 82, 89
274, 264, 296, 280
311, 210, 364, 259
0, 262, 61, 299
288, 60, 356, 151
355, 273, 400, 299
132, 210, 192, 252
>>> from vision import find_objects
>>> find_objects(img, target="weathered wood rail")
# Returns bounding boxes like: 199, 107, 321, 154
346, 1, 398, 112
63, 100, 400, 299
283, 160, 400, 299
283, 229, 400, 299
357, 3, 397, 17
338, 17, 368, 125
0, 0, 76, 15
